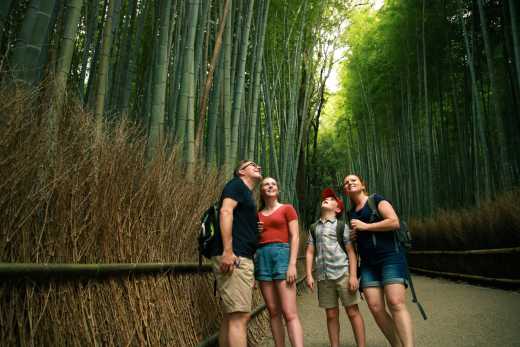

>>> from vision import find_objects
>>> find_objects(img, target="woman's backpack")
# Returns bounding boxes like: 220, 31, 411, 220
366, 195, 412, 250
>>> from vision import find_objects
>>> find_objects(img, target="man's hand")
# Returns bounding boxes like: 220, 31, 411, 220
286, 264, 297, 285
350, 229, 357, 241
348, 276, 359, 292
257, 221, 264, 233
306, 274, 315, 292
220, 251, 237, 273
350, 219, 369, 231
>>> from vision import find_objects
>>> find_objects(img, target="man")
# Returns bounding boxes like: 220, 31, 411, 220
211, 159, 262, 347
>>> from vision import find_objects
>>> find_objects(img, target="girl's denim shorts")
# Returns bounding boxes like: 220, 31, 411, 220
254, 242, 289, 281
360, 251, 409, 289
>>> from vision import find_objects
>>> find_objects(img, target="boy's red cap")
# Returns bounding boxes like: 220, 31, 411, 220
321, 188, 344, 214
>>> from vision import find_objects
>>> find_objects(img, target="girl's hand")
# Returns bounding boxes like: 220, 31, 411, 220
286, 264, 297, 285
306, 274, 315, 292
350, 219, 369, 231
257, 221, 264, 233
348, 276, 359, 292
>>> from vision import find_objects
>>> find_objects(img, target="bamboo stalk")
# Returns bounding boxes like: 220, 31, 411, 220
0, 263, 212, 277
408, 247, 520, 255
195, 0, 230, 150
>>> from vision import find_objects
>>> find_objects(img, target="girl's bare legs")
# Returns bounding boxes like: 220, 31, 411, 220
260, 281, 285, 347
275, 280, 304, 347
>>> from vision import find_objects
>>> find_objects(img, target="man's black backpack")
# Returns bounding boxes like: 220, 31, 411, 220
198, 202, 220, 267
365, 194, 427, 320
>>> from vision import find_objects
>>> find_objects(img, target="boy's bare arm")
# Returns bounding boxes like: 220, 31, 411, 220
305, 244, 314, 274
305, 244, 315, 291
345, 243, 358, 279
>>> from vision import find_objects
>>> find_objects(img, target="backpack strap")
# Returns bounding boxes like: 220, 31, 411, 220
345, 210, 352, 229
309, 222, 318, 248
366, 194, 381, 222
336, 219, 346, 253
404, 258, 428, 320
311, 220, 347, 254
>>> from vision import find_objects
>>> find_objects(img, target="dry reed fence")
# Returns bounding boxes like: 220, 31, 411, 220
408, 192, 520, 281
410, 192, 520, 251
0, 85, 269, 346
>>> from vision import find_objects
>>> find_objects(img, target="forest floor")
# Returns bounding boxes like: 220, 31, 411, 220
259, 275, 520, 347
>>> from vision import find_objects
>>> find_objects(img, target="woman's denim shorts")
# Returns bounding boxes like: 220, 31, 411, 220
254, 243, 289, 281
360, 251, 409, 289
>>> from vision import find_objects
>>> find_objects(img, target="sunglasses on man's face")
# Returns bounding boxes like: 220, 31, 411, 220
240, 162, 260, 171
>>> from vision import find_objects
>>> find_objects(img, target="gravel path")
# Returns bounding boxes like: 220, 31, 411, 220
259, 275, 520, 346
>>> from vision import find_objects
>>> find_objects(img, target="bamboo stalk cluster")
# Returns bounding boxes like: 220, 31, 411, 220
316, 0, 520, 221
0, 0, 339, 212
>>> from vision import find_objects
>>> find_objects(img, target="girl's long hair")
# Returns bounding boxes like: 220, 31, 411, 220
258, 176, 280, 212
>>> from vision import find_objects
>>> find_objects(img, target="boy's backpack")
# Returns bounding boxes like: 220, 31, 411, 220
198, 202, 220, 267
364, 194, 427, 320
366, 195, 412, 250
309, 219, 347, 253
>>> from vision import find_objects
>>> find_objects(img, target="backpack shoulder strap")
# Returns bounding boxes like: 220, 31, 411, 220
366, 194, 381, 221
336, 219, 346, 252
213, 201, 220, 218
345, 210, 352, 228
309, 221, 318, 247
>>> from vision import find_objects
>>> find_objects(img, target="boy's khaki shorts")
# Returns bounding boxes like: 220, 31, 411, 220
317, 274, 361, 309
211, 256, 254, 313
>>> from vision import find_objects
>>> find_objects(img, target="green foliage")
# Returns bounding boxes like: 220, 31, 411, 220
316, 0, 520, 219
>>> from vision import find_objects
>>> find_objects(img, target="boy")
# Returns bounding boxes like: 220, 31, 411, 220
305, 188, 366, 347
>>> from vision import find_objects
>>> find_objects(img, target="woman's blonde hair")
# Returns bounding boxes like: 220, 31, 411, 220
258, 176, 280, 211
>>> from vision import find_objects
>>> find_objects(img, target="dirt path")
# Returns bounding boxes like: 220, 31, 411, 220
259, 275, 520, 346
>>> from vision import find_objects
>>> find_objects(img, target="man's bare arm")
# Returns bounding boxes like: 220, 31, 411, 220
219, 197, 238, 272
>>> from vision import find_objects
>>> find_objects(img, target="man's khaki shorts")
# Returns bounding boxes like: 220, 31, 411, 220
211, 256, 254, 313
317, 274, 361, 309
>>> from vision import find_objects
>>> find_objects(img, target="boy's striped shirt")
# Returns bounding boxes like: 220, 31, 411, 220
307, 219, 351, 281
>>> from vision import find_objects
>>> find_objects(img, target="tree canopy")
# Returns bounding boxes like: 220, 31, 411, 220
314, 0, 520, 219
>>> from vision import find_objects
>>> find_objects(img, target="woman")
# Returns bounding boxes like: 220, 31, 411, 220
343, 174, 414, 347
255, 177, 304, 347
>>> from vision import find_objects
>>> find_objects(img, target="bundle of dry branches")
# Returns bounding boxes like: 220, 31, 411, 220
0, 84, 269, 346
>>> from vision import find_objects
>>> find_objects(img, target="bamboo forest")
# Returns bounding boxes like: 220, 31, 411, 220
1, 0, 519, 346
